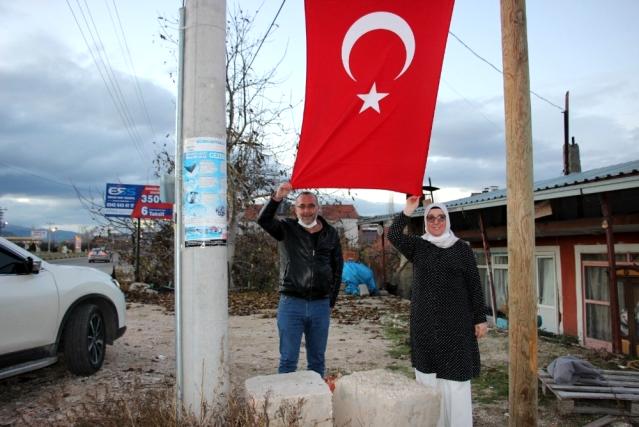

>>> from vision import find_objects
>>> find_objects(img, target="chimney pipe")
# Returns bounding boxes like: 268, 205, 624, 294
568, 137, 582, 174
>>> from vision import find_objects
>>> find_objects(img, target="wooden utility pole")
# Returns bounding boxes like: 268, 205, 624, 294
500, 0, 537, 425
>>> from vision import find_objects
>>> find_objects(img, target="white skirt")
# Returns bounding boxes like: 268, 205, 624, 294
415, 368, 473, 427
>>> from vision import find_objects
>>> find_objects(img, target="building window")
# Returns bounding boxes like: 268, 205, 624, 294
537, 257, 556, 307
474, 250, 557, 320
474, 250, 509, 313
583, 265, 612, 342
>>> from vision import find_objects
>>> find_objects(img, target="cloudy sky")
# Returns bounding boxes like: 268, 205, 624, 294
1, 1, 638, 231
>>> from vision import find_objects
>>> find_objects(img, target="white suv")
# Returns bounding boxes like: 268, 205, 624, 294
0, 237, 126, 379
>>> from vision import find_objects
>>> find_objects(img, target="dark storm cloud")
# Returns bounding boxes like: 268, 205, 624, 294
0, 35, 175, 227
430, 99, 505, 160
422, 98, 507, 192
0, 42, 175, 195
421, 83, 638, 196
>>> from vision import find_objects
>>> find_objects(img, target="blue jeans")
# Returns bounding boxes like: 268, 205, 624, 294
277, 295, 331, 377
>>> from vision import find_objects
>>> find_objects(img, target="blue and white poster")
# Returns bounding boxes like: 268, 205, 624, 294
183, 137, 227, 243
104, 183, 143, 217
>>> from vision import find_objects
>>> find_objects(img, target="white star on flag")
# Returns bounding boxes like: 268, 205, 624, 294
357, 82, 389, 113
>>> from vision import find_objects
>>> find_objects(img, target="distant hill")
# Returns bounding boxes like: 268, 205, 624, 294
2, 224, 77, 242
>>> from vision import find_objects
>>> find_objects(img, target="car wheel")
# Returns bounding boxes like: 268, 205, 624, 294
63, 304, 106, 376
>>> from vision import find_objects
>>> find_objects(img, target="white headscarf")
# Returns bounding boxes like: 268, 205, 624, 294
422, 202, 459, 248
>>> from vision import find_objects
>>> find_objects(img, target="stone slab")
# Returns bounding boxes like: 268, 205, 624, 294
245, 370, 332, 426
333, 369, 440, 427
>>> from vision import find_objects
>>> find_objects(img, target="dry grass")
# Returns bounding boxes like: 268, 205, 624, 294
52, 378, 304, 427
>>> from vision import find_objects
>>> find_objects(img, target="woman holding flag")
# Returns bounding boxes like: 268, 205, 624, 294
388, 195, 488, 427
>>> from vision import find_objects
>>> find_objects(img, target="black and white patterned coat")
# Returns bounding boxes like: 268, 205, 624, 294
388, 213, 487, 381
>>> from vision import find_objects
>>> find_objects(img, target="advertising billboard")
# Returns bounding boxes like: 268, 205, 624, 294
104, 183, 173, 220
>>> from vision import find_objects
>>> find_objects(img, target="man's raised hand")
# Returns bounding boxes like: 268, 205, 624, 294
274, 182, 293, 202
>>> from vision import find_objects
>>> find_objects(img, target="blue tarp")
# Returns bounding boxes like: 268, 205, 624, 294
342, 260, 378, 295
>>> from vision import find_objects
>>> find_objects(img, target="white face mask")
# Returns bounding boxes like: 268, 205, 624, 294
298, 218, 318, 229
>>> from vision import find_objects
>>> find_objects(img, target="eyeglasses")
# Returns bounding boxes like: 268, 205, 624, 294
295, 203, 316, 209
426, 214, 446, 224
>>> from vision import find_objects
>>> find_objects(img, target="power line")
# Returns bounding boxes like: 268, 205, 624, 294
107, 0, 158, 138
78, 0, 148, 157
448, 31, 564, 111
245, 0, 287, 74
65, 0, 148, 164
441, 77, 503, 131
0, 159, 85, 191
67, 0, 146, 162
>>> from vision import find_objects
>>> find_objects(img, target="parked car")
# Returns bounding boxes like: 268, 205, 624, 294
0, 237, 126, 379
88, 247, 112, 263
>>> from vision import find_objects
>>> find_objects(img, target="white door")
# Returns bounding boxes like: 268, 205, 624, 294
536, 255, 559, 333
0, 250, 59, 354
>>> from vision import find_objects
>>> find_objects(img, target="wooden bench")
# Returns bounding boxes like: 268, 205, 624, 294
538, 368, 639, 415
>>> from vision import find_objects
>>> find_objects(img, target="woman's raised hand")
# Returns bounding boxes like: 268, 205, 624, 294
404, 195, 421, 216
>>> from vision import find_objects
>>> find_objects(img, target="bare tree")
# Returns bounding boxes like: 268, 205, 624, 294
75, 6, 295, 286
224, 4, 294, 268
157, 5, 295, 269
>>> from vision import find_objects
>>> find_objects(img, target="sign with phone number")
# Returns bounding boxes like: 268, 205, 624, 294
104, 183, 173, 220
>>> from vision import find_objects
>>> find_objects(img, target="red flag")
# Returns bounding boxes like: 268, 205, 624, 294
291, 0, 454, 195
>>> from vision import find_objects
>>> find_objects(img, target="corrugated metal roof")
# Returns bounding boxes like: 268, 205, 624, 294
358, 159, 639, 224
445, 159, 639, 209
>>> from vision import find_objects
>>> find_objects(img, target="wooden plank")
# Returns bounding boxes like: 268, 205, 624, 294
539, 367, 639, 418
571, 406, 631, 416
548, 385, 639, 394
601, 369, 639, 378
542, 379, 639, 388
538, 369, 639, 388
582, 415, 620, 427
539, 368, 639, 379
554, 391, 639, 401
456, 213, 639, 241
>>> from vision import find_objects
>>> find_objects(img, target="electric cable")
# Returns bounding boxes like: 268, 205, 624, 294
449, 31, 564, 111
79, 0, 148, 158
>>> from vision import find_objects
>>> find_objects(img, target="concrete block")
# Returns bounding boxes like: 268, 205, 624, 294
358, 284, 370, 297
245, 370, 332, 427
333, 369, 440, 427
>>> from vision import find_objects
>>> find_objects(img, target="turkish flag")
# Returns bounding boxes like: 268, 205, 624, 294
291, 0, 454, 195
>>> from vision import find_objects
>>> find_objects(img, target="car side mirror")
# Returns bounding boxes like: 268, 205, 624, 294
25, 257, 41, 274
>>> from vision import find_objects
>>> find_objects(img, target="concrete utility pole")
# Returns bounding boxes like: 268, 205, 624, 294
500, 0, 538, 425
178, 0, 228, 416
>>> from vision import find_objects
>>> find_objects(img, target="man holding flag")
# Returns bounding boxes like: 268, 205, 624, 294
257, 182, 343, 378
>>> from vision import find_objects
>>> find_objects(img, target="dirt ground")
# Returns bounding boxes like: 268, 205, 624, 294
0, 294, 636, 426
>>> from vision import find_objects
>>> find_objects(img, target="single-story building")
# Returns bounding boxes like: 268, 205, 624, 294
361, 159, 639, 354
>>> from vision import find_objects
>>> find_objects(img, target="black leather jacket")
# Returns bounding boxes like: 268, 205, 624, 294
257, 198, 343, 307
